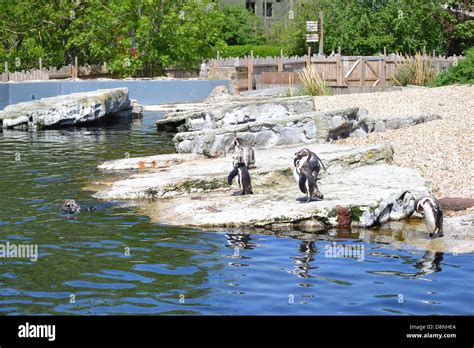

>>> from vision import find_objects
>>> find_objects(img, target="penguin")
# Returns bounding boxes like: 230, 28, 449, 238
61, 200, 96, 214
293, 148, 326, 202
232, 137, 256, 169
415, 196, 444, 238
227, 155, 253, 195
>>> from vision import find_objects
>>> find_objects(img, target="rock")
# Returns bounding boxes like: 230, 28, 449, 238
365, 113, 441, 133
93, 143, 393, 200
0, 88, 131, 130
91, 141, 429, 233
374, 214, 474, 253
156, 96, 315, 132
130, 99, 143, 119
205, 85, 232, 103
173, 108, 359, 157
336, 205, 351, 227
99, 164, 429, 230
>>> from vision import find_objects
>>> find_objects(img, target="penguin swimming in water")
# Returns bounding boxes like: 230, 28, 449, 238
227, 155, 253, 195
232, 137, 256, 169
61, 200, 96, 214
415, 196, 444, 238
293, 148, 326, 202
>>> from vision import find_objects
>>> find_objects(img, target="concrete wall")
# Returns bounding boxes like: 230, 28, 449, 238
0, 79, 230, 109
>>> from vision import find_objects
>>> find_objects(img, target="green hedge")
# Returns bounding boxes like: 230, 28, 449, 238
433, 48, 474, 86
221, 45, 285, 58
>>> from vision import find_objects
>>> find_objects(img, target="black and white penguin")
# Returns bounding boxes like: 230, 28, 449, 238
61, 200, 96, 214
415, 196, 444, 238
293, 148, 326, 202
227, 156, 253, 195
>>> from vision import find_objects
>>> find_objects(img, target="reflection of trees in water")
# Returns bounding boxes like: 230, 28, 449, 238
292, 241, 318, 279
415, 251, 443, 276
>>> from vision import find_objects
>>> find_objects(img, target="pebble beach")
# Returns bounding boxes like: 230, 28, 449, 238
317, 85, 474, 209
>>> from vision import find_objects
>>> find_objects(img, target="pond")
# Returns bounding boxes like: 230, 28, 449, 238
0, 113, 472, 315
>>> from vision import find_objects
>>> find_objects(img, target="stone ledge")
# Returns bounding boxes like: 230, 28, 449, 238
92, 143, 393, 201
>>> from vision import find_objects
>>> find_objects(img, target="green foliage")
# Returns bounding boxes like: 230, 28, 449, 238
220, 6, 264, 46
222, 45, 285, 58
276, 0, 466, 57
433, 48, 474, 86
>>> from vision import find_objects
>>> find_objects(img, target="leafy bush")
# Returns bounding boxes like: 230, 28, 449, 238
393, 53, 438, 86
298, 65, 330, 96
221, 45, 285, 58
433, 48, 474, 86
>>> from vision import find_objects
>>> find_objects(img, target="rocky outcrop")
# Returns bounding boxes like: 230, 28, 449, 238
0, 88, 131, 130
130, 99, 143, 119
173, 108, 360, 156
156, 96, 315, 132
362, 113, 441, 133
91, 142, 433, 234
93, 143, 394, 200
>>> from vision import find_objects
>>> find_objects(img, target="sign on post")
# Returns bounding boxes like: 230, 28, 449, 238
306, 21, 319, 43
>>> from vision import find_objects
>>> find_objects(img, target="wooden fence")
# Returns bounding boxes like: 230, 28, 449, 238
207, 51, 461, 92
1, 61, 109, 82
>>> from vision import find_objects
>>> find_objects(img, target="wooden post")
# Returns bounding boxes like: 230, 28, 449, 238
277, 49, 283, 72
247, 50, 254, 91
380, 54, 386, 87
306, 46, 311, 67
360, 58, 366, 86
74, 56, 78, 79
318, 11, 324, 55
39, 58, 42, 70
383, 46, 387, 57
336, 54, 343, 86
338, 46, 341, 55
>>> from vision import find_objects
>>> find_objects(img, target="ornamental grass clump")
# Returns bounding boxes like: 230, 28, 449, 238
298, 64, 330, 96
393, 52, 438, 86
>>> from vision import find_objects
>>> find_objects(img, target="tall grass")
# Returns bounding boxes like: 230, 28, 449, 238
393, 52, 438, 86
298, 64, 330, 96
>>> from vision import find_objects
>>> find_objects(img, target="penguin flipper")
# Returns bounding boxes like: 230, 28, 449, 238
227, 168, 239, 185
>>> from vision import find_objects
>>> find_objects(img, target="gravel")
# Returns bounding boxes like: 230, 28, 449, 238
325, 85, 474, 211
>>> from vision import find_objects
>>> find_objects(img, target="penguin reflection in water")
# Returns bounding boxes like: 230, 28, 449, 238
293, 148, 326, 202
227, 154, 253, 195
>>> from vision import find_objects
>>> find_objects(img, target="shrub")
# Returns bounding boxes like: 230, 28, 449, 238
221, 45, 285, 58
433, 48, 474, 86
298, 65, 330, 96
393, 52, 438, 86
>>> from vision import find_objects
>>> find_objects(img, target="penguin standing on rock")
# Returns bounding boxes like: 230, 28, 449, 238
415, 196, 444, 238
227, 155, 253, 195
293, 148, 326, 202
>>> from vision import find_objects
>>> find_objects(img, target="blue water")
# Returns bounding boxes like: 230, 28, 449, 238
0, 112, 473, 315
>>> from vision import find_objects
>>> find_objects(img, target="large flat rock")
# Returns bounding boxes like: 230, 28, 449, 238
133, 164, 429, 230
93, 143, 394, 200
0, 88, 131, 129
